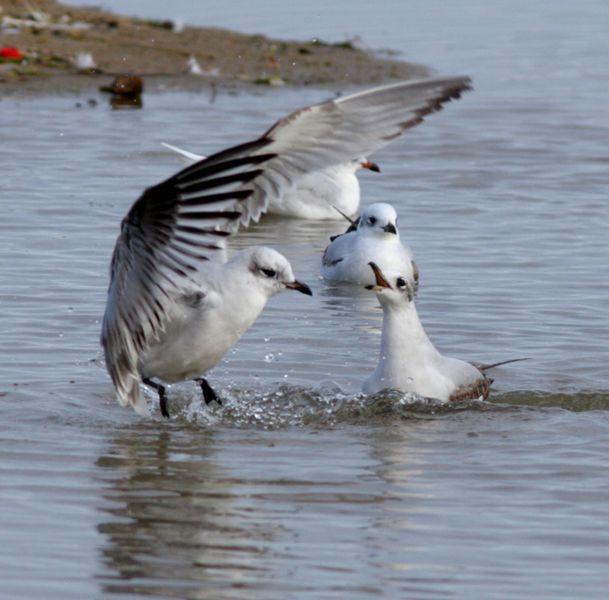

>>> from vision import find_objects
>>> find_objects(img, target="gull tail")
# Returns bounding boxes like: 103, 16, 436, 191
329, 205, 360, 241
161, 142, 205, 162
476, 357, 529, 372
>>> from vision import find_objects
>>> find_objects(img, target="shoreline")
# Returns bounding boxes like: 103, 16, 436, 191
0, 0, 429, 97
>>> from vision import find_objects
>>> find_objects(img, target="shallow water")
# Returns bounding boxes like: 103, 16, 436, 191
2, 1, 609, 598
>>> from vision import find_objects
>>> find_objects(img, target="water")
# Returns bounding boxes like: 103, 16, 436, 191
2, 1, 609, 597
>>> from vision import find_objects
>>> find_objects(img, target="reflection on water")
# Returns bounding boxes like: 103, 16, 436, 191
93, 404, 609, 599
95, 424, 416, 598
97, 429, 252, 598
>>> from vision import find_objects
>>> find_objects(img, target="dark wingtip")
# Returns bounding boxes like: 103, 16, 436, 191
478, 357, 530, 372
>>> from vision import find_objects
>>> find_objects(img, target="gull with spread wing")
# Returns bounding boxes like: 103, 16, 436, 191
102, 76, 471, 417
161, 75, 471, 220
362, 263, 526, 400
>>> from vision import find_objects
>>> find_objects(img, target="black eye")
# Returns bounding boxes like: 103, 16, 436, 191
369, 217, 377, 225
396, 277, 406, 288
261, 268, 276, 278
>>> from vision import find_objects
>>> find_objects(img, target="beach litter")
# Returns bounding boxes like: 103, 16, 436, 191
1, 14, 91, 33
186, 55, 203, 75
0, 46, 24, 61
73, 52, 97, 73
100, 74, 144, 109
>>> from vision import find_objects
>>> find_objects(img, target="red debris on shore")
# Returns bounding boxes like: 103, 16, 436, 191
0, 46, 24, 61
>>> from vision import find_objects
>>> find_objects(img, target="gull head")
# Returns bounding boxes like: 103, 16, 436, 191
246, 247, 312, 298
358, 202, 398, 237
365, 262, 415, 306
356, 157, 380, 173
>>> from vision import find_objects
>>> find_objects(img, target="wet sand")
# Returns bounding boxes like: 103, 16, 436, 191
0, 0, 428, 96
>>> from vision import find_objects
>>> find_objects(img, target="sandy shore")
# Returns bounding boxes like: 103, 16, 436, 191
0, 0, 429, 96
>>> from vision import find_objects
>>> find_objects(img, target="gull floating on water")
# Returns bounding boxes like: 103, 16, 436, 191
161, 75, 472, 219
362, 262, 525, 400
102, 76, 471, 417
322, 202, 418, 286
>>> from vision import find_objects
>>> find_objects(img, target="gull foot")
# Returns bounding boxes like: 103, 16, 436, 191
142, 377, 170, 418
194, 378, 222, 406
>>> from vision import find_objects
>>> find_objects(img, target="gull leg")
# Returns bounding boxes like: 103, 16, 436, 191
194, 378, 222, 406
142, 377, 170, 418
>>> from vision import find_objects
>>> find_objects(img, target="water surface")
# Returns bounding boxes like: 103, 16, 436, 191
2, 1, 609, 598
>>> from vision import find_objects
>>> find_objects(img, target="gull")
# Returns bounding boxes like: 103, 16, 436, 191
101, 177, 311, 420
321, 202, 419, 287
161, 75, 472, 220
362, 262, 526, 400
102, 76, 471, 417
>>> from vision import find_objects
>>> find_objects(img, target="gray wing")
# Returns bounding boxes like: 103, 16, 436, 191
242, 75, 472, 225
159, 76, 471, 230
322, 231, 355, 268
266, 75, 472, 155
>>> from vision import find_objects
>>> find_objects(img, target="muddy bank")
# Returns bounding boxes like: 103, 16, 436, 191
0, 0, 429, 96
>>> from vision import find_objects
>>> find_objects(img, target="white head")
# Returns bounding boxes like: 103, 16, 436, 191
332, 157, 380, 176
365, 262, 416, 308
357, 202, 399, 237
245, 246, 312, 298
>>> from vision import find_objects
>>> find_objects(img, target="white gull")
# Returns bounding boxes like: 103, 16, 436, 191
362, 262, 525, 401
321, 202, 418, 286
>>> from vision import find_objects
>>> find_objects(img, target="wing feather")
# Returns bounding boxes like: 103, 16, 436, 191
164, 76, 471, 229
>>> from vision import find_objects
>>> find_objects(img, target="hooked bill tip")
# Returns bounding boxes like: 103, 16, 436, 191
285, 280, 313, 296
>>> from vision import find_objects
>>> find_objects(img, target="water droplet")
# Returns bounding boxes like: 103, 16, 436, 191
264, 353, 275, 363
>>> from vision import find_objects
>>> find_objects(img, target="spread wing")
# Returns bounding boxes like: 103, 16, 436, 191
102, 75, 471, 414
264, 75, 471, 164
165, 75, 472, 227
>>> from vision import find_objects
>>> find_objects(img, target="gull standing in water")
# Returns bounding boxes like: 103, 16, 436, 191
102, 76, 471, 417
161, 75, 472, 220
362, 263, 525, 400
321, 202, 418, 286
